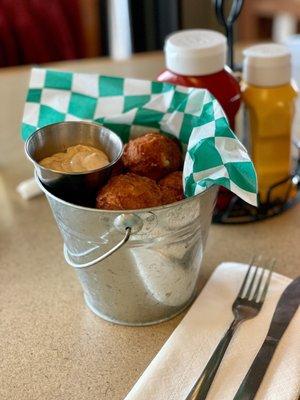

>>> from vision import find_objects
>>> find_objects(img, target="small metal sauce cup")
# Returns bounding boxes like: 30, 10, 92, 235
25, 121, 123, 206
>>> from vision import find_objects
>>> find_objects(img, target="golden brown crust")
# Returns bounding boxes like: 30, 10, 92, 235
122, 132, 182, 180
159, 171, 183, 190
96, 173, 164, 210
159, 171, 184, 203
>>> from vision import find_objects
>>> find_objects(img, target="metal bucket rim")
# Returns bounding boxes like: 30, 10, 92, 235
25, 121, 124, 176
35, 171, 214, 214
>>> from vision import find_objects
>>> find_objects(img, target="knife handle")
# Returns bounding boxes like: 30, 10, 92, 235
233, 337, 278, 400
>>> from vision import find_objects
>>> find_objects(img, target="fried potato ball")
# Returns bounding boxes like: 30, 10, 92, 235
159, 171, 184, 203
122, 132, 182, 180
96, 173, 164, 210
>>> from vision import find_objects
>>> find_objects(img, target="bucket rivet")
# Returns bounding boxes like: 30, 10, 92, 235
114, 214, 143, 234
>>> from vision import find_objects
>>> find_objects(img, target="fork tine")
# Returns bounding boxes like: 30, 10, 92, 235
252, 267, 265, 302
244, 263, 259, 299
258, 259, 275, 303
237, 256, 255, 298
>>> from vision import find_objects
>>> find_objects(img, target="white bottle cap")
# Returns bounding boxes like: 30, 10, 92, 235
164, 30, 227, 76
243, 43, 291, 87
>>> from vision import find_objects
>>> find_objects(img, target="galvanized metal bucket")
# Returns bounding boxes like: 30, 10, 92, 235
37, 176, 217, 326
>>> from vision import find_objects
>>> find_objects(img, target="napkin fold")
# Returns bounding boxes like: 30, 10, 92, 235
125, 263, 300, 400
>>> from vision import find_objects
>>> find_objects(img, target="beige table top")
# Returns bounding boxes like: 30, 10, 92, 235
0, 52, 299, 400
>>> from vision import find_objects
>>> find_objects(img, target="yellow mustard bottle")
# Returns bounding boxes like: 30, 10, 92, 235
242, 44, 298, 204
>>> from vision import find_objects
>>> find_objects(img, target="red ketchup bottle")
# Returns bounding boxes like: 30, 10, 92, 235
157, 29, 241, 129
157, 30, 241, 210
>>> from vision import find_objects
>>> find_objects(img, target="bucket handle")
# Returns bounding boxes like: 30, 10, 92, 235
64, 227, 132, 269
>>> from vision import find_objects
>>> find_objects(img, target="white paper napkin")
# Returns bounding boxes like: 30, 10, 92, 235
125, 263, 300, 400
16, 177, 43, 200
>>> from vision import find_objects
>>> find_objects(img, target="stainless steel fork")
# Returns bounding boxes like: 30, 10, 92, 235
186, 257, 275, 400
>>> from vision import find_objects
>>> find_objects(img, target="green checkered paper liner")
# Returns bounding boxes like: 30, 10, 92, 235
22, 68, 257, 205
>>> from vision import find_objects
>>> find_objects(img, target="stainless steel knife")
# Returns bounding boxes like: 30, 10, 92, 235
233, 276, 300, 400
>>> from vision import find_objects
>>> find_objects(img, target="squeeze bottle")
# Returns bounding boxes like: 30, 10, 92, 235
157, 29, 241, 129
242, 44, 297, 203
